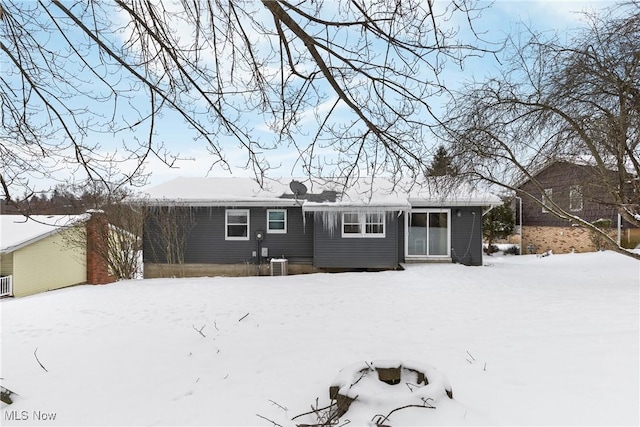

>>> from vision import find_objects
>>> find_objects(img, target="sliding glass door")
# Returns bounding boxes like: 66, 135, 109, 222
407, 209, 450, 257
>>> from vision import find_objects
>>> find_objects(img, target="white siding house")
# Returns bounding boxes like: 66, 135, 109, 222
0, 215, 93, 297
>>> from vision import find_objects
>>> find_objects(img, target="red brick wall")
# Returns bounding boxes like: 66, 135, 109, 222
86, 212, 114, 285
522, 225, 617, 254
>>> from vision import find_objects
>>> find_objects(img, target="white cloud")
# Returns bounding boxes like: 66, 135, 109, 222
485, 0, 612, 32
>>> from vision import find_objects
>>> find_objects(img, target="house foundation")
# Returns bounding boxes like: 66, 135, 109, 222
521, 225, 617, 254
143, 262, 318, 278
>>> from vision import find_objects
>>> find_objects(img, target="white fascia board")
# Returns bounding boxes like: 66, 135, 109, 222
141, 198, 299, 208
408, 198, 500, 207
1, 228, 65, 255
302, 202, 410, 212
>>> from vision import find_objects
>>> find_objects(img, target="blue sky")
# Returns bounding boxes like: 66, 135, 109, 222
138, 1, 614, 189
6, 1, 617, 195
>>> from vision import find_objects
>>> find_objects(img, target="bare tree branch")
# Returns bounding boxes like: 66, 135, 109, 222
1, 0, 492, 201
445, 1, 640, 257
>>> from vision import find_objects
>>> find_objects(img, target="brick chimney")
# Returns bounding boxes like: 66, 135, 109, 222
86, 210, 114, 285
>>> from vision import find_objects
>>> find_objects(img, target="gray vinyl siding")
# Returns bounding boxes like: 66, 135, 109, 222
144, 206, 314, 264
397, 213, 406, 263
144, 204, 484, 268
313, 213, 400, 269
450, 206, 483, 266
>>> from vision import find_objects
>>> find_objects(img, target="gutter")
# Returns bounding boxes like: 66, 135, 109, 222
482, 204, 497, 216
136, 198, 300, 208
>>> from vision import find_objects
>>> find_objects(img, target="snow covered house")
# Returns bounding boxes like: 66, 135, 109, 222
0, 212, 114, 297
515, 160, 640, 254
140, 177, 499, 278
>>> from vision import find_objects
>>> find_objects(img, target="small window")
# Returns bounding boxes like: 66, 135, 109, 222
342, 212, 385, 238
342, 213, 362, 235
365, 213, 385, 235
569, 185, 583, 211
226, 209, 249, 240
267, 209, 287, 233
542, 188, 553, 213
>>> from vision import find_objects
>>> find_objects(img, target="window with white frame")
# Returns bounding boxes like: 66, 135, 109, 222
226, 209, 249, 240
569, 185, 583, 211
365, 213, 385, 235
342, 212, 385, 237
267, 209, 287, 233
342, 212, 362, 235
542, 188, 553, 213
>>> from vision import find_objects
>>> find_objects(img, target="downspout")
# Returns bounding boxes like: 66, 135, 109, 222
515, 196, 523, 256
399, 209, 407, 264
481, 204, 496, 260
481, 205, 496, 217
617, 213, 622, 247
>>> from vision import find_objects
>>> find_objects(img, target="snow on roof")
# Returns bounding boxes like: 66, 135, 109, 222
0, 215, 85, 254
139, 176, 500, 208
140, 177, 296, 207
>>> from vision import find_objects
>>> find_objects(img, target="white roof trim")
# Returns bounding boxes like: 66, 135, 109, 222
0, 215, 86, 255
302, 201, 411, 212
140, 198, 300, 207
1, 228, 63, 254
408, 198, 500, 207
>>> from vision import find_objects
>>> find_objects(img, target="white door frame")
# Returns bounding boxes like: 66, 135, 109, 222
405, 208, 451, 260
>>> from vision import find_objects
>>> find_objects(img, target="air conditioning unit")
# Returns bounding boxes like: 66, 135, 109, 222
270, 258, 288, 276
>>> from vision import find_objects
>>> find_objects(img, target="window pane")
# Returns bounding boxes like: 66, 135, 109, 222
344, 224, 361, 234
428, 212, 448, 255
269, 221, 285, 230
409, 213, 427, 255
365, 213, 383, 223
228, 224, 247, 237
570, 186, 583, 211
228, 213, 247, 224
344, 213, 359, 223
366, 224, 383, 234
269, 211, 285, 221
365, 213, 384, 235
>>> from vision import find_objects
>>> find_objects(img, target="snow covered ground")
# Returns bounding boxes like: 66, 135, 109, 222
1, 251, 638, 426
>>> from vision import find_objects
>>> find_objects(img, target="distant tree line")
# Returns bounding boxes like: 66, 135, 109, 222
1, 183, 146, 281
0, 183, 118, 215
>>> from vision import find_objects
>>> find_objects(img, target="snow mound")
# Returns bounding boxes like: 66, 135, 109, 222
294, 360, 456, 426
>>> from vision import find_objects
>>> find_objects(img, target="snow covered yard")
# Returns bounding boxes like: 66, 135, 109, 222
1, 251, 638, 426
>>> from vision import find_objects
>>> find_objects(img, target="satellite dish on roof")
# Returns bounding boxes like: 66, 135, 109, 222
289, 180, 308, 196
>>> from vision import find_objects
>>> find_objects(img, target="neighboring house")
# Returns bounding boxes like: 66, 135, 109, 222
515, 160, 639, 254
0, 212, 113, 297
140, 177, 500, 277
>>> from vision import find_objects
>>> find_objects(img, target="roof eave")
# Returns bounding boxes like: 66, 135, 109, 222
0, 228, 66, 255
301, 203, 410, 212
139, 198, 300, 207
408, 198, 500, 207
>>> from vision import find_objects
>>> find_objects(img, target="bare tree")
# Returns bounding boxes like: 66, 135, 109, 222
1, 0, 491, 206
445, 2, 640, 256
63, 185, 144, 280
143, 205, 196, 277
101, 201, 144, 280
